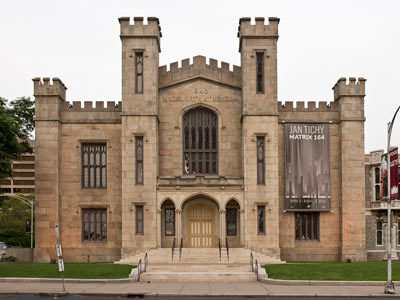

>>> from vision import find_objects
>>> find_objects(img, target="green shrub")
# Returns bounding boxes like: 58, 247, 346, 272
2, 256, 17, 262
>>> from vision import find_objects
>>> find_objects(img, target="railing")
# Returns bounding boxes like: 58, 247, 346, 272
143, 252, 148, 273
138, 259, 142, 282
171, 237, 176, 262
225, 237, 229, 262
250, 252, 254, 272
218, 238, 221, 261
255, 259, 259, 281
179, 238, 183, 261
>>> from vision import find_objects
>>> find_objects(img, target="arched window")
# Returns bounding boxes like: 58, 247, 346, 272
183, 107, 218, 175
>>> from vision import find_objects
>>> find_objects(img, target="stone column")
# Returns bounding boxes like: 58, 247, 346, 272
156, 209, 162, 247
220, 209, 226, 246
240, 209, 245, 246
176, 209, 182, 246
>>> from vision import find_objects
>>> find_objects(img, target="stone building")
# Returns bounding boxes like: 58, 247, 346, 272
33, 17, 367, 264
365, 150, 400, 261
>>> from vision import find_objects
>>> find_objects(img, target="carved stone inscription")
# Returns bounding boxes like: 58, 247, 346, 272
162, 89, 237, 103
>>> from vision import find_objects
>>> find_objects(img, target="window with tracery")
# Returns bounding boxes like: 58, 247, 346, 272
257, 205, 265, 234
82, 208, 107, 242
136, 52, 143, 94
257, 136, 265, 185
226, 208, 237, 236
136, 136, 143, 184
256, 52, 264, 93
82, 143, 107, 188
183, 108, 218, 175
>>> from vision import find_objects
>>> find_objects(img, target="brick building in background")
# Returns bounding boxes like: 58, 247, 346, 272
33, 17, 367, 264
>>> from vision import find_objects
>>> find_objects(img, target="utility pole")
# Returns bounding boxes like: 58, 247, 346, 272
384, 105, 400, 294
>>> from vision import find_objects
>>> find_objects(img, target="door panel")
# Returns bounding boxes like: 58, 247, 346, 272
187, 203, 214, 248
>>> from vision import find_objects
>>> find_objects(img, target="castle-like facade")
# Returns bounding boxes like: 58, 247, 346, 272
33, 17, 367, 263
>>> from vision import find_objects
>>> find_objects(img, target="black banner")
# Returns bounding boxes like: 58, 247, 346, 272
285, 123, 331, 211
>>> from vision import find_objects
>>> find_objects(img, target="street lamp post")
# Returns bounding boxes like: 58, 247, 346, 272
384, 105, 400, 294
12, 194, 34, 249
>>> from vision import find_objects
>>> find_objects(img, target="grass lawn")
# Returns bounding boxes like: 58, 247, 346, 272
264, 261, 400, 281
0, 263, 135, 279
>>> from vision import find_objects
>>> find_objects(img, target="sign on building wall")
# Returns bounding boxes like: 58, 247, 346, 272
285, 123, 330, 211
389, 147, 399, 200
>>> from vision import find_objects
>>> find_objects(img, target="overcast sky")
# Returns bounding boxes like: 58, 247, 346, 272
1, 0, 399, 152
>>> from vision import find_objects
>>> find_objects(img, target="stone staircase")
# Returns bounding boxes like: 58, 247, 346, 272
116, 247, 284, 282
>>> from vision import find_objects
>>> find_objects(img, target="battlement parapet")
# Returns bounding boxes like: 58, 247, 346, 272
159, 56, 241, 89
62, 101, 122, 112
333, 77, 366, 101
278, 101, 338, 112
238, 17, 279, 39
119, 17, 162, 50
33, 77, 67, 100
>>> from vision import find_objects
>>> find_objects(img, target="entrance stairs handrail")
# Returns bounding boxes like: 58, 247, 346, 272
225, 237, 229, 262
218, 238, 221, 261
179, 238, 183, 261
171, 237, 176, 262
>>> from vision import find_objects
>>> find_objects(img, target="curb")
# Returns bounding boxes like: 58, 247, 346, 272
260, 277, 400, 286
0, 277, 134, 284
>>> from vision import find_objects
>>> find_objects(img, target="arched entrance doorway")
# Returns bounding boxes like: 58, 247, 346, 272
182, 196, 219, 248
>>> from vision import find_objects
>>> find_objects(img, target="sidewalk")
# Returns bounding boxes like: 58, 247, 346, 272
0, 280, 399, 297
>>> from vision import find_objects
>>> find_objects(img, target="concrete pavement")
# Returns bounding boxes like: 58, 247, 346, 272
0, 280, 399, 297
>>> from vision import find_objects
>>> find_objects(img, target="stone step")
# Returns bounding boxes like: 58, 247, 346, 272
140, 271, 257, 282
146, 263, 252, 272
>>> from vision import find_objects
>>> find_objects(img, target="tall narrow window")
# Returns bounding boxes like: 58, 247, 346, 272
257, 136, 265, 185
257, 205, 266, 234
256, 52, 264, 93
376, 220, 383, 245
136, 205, 144, 234
165, 208, 175, 236
295, 213, 319, 241
136, 136, 143, 184
226, 208, 237, 236
183, 107, 218, 175
82, 208, 107, 242
82, 143, 107, 188
136, 52, 143, 94
374, 167, 380, 201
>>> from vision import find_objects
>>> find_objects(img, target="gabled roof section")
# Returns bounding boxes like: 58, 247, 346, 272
159, 56, 241, 89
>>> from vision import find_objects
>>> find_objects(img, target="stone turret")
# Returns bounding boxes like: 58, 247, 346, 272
239, 17, 279, 116
119, 17, 161, 115
333, 77, 367, 261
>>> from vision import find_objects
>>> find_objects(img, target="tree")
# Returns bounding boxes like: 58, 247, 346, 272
0, 97, 34, 179
0, 195, 34, 247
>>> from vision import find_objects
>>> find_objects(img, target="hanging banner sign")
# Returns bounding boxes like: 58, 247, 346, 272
284, 123, 331, 211
390, 147, 399, 200
380, 155, 388, 200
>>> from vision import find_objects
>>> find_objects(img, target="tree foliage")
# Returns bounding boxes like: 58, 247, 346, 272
0, 195, 34, 247
0, 97, 34, 179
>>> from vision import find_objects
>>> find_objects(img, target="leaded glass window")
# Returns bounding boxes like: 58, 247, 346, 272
226, 208, 237, 236
257, 205, 265, 234
256, 52, 264, 93
165, 208, 175, 236
136, 205, 144, 234
136, 52, 143, 94
136, 136, 143, 184
295, 212, 319, 241
377, 221, 383, 245
82, 143, 107, 188
257, 136, 265, 185
183, 107, 218, 175
82, 208, 107, 242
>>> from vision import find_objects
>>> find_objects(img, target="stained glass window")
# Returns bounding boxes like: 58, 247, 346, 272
82, 208, 107, 242
183, 108, 218, 175
136, 205, 144, 234
165, 208, 175, 236
136, 52, 143, 94
136, 136, 143, 184
226, 208, 237, 236
295, 213, 319, 241
82, 143, 106, 188
257, 205, 265, 234
257, 136, 265, 185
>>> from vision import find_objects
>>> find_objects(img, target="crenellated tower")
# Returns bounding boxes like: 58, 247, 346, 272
32, 77, 67, 262
239, 17, 281, 258
119, 17, 161, 257
333, 77, 367, 261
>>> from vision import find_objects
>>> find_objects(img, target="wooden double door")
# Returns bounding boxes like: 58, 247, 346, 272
186, 202, 215, 248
